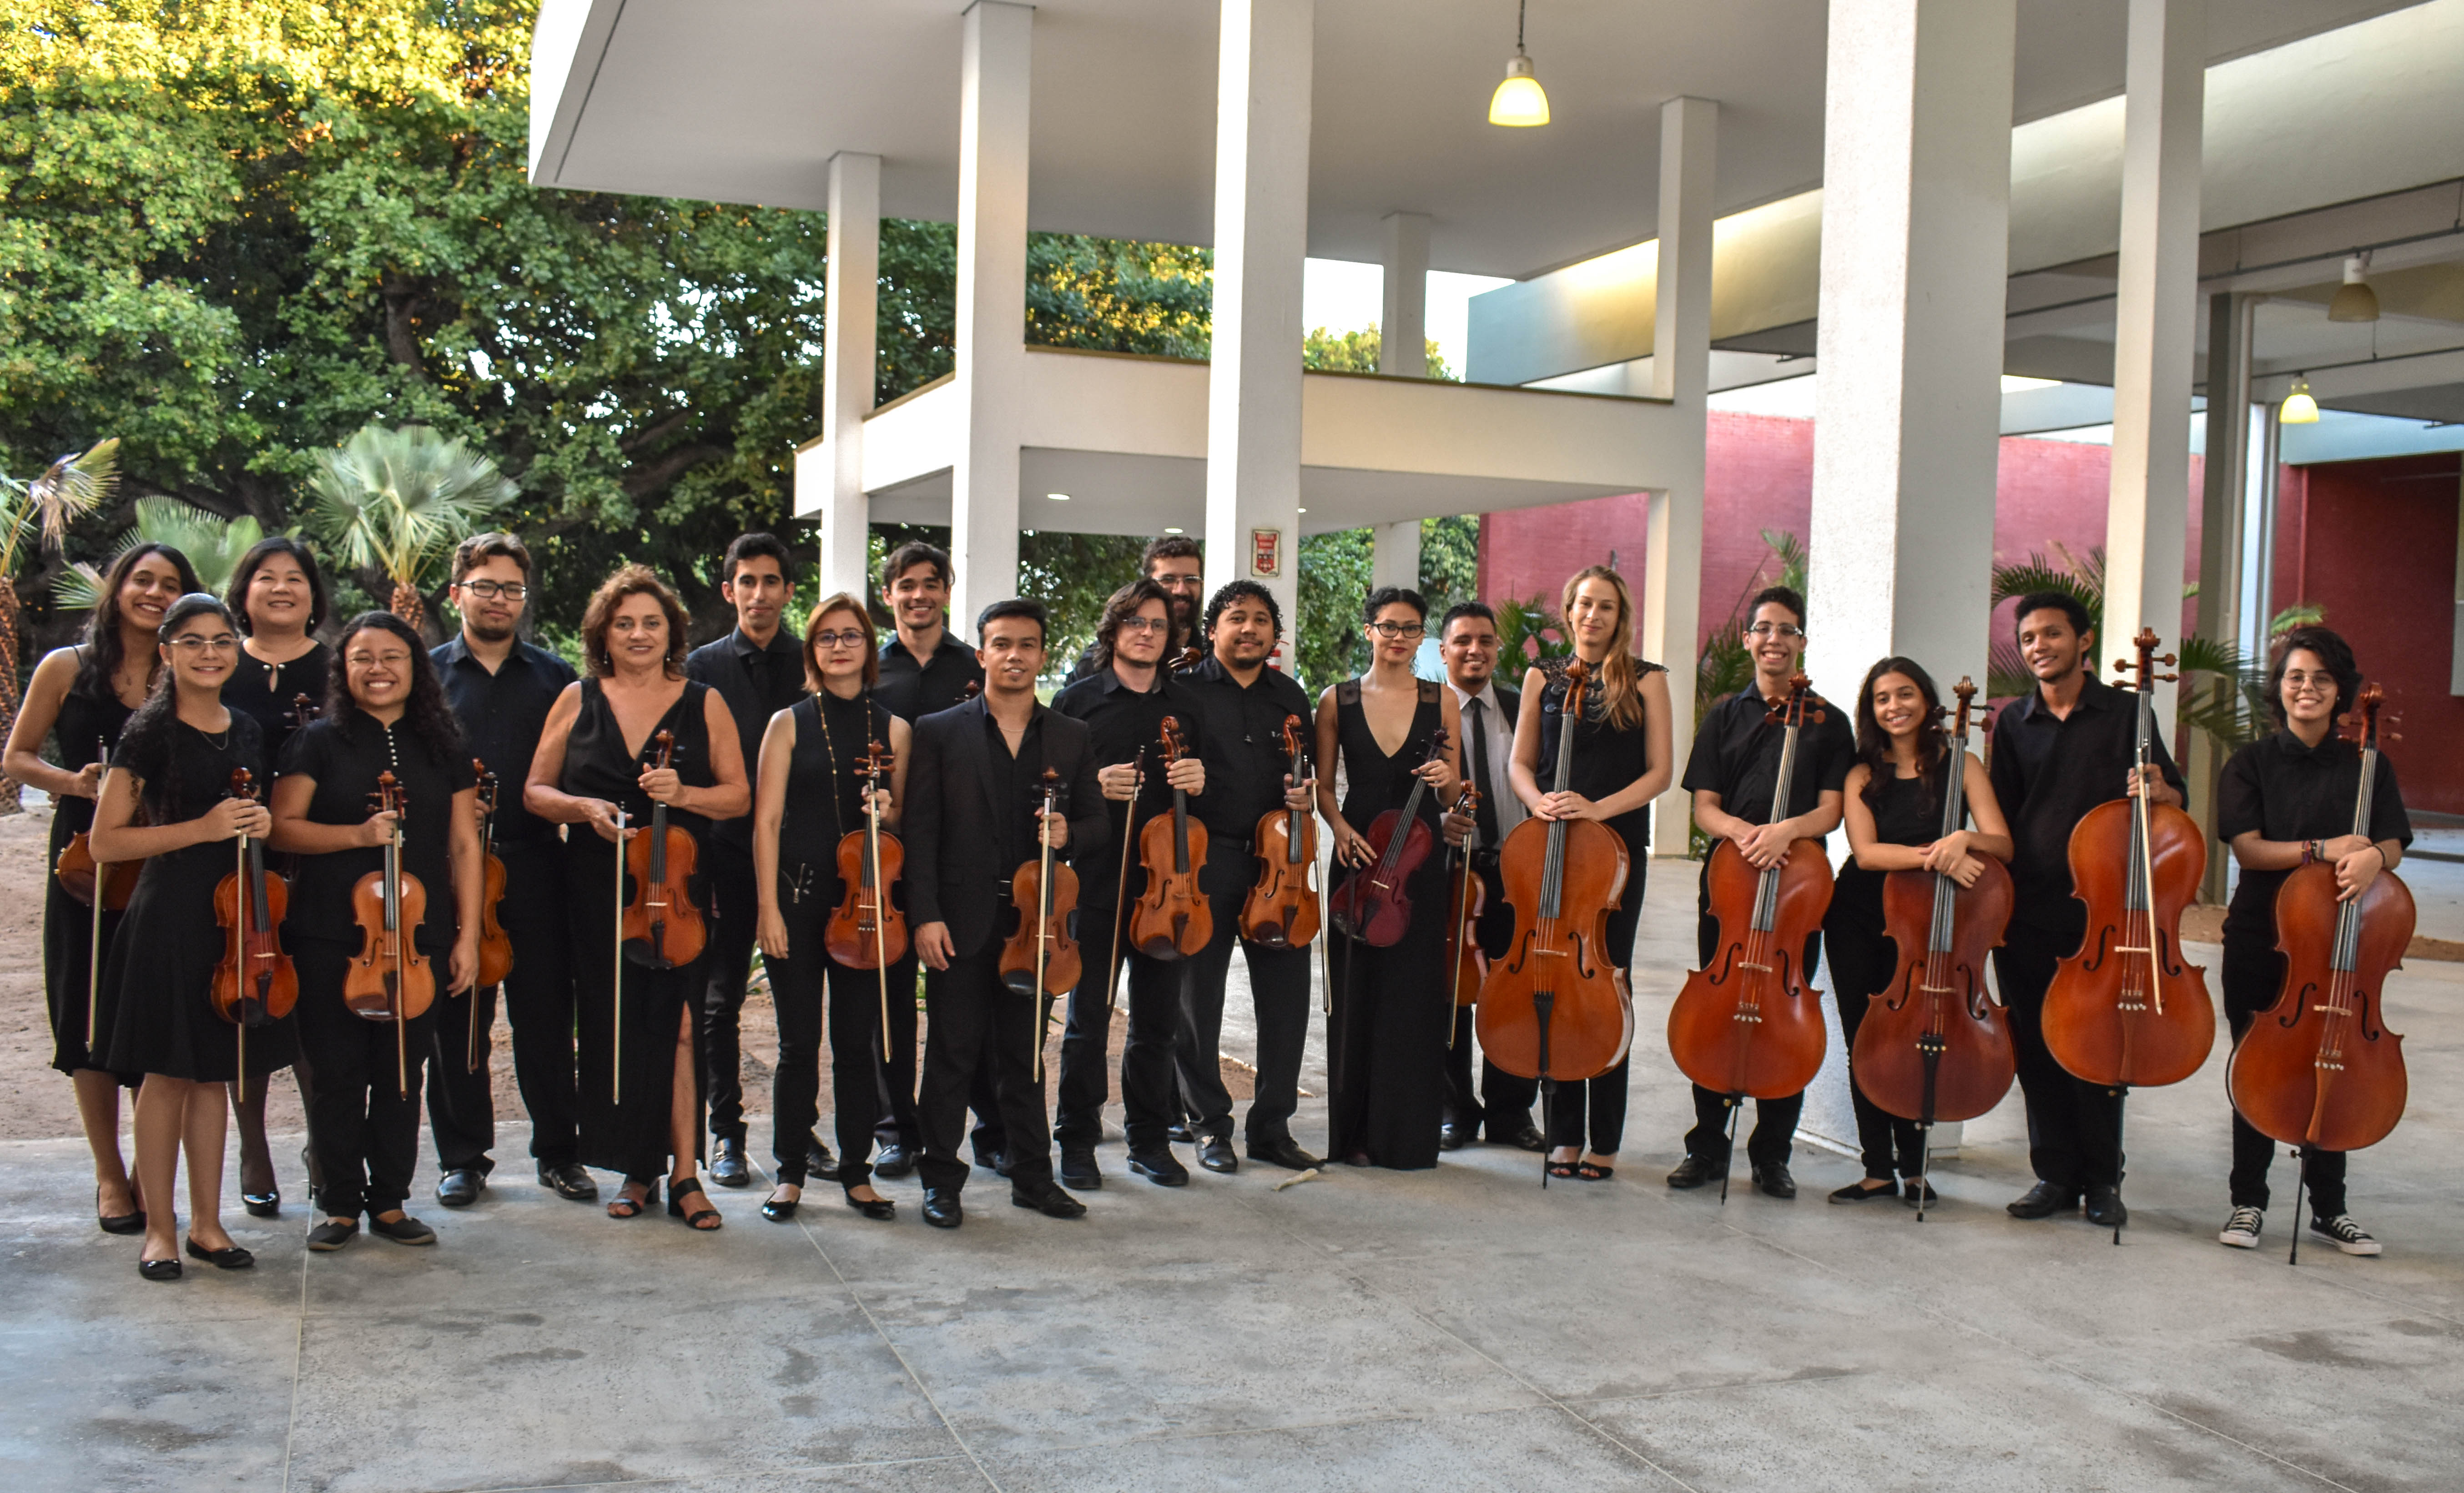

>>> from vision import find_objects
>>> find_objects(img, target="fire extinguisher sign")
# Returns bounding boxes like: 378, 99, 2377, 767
1250, 527, 1282, 578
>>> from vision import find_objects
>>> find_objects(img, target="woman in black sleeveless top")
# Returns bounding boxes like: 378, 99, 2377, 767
1506, 567, 1672, 1180
1829, 657, 2012, 1206
753, 596, 910, 1223
1315, 587, 1461, 1169
527, 567, 749, 1228
3, 542, 197, 1235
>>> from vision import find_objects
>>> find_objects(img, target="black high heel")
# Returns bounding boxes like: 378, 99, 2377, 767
606, 1177, 659, 1219
843, 1189, 896, 1221
242, 1186, 280, 1219
185, 1237, 256, 1270
97, 1187, 145, 1236
666, 1176, 723, 1231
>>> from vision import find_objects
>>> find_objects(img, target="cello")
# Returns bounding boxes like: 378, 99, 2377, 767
1128, 716, 1211, 959
1239, 715, 1319, 950
621, 729, 707, 969
344, 770, 434, 1098
211, 768, 295, 1103
1849, 678, 2016, 1219
468, 762, 513, 1076
826, 735, 906, 1062
2226, 684, 2410, 1262
1326, 725, 1450, 947
998, 767, 1080, 1080
1667, 672, 1833, 1196
2041, 628, 2212, 1239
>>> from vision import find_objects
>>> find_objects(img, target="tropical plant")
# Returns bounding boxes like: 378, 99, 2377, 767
307, 425, 514, 631
53, 498, 265, 612
1986, 543, 2106, 698
0, 438, 119, 811
1491, 596, 1572, 671
1696, 528, 1808, 729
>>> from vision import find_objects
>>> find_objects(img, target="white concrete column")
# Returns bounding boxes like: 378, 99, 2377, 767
1805, 0, 2015, 715
1379, 211, 1429, 378
1204, 0, 1313, 641
820, 151, 880, 604
1645, 96, 1715, 858
2102, 0, 2205, 724
1370, 520, 1421, 592
2189, 288, 2251, 901
952, 0, 1032, 630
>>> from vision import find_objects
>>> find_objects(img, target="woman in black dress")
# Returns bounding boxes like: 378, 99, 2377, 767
1505, 566, 1672, 1181
3, 543, 198, 1236
753, 594, 910, 1222
1315, 587, 1460, 1169
526, 566, 750, 1229
2214, 626, 2410, 1258
91, 593, 296, 1279
1827, 657, 2012, 1206
271, 613, 481, 1252
219, 535, 333, 1217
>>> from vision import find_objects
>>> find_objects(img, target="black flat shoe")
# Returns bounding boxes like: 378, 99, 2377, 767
1198, 1136, 1239, 1174
1830, 1178, 1900, 1204
185, 1237, 255, 1270
538, 1162, 600, 1201
138, 1257, 182, 1282
370, 1213, 437, 1245
922, 1187, 964, 1229
1128, 1149, 1190, 1187
242, 1188, 280, 1219
667, 1176, 724, 1231
1903, 1179, 1940, 1207
306, 1219, 358, 1252
710, 1138, 752, 1189
97, 1189, 146, 1236
761, 1189, 801, 1223
843, 1190, 897, 1221
1247, 1137, 1321, 1171
1012, 1187, 1087, 1219
873, 1142, 918, 1179
1665, 1155, 1722, 1190
2006, 1181, 2081, 1219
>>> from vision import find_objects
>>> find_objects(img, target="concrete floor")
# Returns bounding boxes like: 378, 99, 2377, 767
8, 870, 2462, 1493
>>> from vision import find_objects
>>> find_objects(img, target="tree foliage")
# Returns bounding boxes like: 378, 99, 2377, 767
1301, 324, 1454, 380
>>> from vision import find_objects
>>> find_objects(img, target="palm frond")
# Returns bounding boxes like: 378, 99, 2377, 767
50, 561, 106, 613
307, 424, 514, 592
2270, 602, 2324, 637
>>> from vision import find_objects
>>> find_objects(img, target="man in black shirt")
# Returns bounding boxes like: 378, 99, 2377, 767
1988, 592, 2185, 1228
1050, 580, 1209, 1190
1175, 581, 1323, 1172
425, 534, 588, 1206
684, 533, 814, 1189
1065, 534, 1204, 682
904, 600, 1107, 1228
1670, 587, 1852, 1199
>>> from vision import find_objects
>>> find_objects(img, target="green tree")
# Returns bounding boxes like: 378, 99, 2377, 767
1301, 324, 1454, 379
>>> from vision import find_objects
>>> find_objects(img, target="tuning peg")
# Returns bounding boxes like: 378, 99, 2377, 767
2158, 653, 2177, 668
2113, 656, 2136, 674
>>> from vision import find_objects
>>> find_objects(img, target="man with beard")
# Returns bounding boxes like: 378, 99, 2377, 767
1068, 535, 1204, 681
427, 533, 587, 1206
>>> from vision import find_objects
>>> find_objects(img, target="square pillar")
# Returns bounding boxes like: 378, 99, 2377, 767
2189, 288, 2252, 900
820, 151, 880, 604
1371, 519, 1421, 592
2103, 0, 2206, 725
1204, 0, 1314, 639
953, 0, 1032, 628
1379, 211, 1429, 377
1645, 96, 1715, 858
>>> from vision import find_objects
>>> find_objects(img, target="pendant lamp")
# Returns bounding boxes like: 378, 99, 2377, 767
1488, 0, 1550, 127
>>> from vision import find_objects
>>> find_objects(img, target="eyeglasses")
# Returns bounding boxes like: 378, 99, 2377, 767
458, 580, 528, 601
346, 650, 414, 669
2281, 670, 2336, 693
811, 629, 871, 649
1744, 622, 1806, 641
1367, 621, 1426, 640
168, 635, 239, 654
1116, 617, 1172, 635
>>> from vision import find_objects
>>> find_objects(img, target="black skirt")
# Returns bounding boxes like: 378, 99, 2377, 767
97, 840, 298, 1084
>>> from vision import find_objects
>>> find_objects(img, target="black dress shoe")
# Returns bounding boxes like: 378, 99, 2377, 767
1199, 1136, 1239, 1174
306, 1218, 358, 1252
1438, 1121, 1471, 1151
843, 1190, 897, 1221
436, 1168, 484, 1208
1128, 1149, 1190, 1186
2083, 1184, 2128, 1228
1166, 1122, 1197, 1145
185, 1237, 255, 1270
1059, 1147, 1102, 1190
370, 1212, 438, 1245
806, 1137, 841, 1184
873, 1142, 918, 1179
138, 1257, 182, 1282
922, 1188, 964, 1229
710, 1138, 752, 1188
1013, 1186, 1087, 1219
1247, 1137, 1321, 1171
1751, 1164, 1797, 1199
1665, 1154, 1723, 1190
2006, 1181, 2081, 1219
538, 1162, 600, 1201
1500, 1123, 1548, 1153
761, 1189, 801, 1222
242, 1188, 280, 1219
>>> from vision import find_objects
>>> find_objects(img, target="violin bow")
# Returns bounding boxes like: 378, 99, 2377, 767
1104, 747, 1144, 1020
85, 737, 107, 1050
868, 738, 892, 1061
232, 775, 252, 1105
612, 805, 627, 1106
389, 790, 410, 1101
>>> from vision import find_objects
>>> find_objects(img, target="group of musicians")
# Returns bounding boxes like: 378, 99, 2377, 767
9, 523, 2413, 1278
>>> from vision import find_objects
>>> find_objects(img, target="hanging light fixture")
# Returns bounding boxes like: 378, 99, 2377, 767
1488, 0, 1550, 127
2280, 377, 2320, 424
2327, 251, 2380, 323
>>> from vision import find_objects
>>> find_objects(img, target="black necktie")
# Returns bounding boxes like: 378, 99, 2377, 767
1466, 696, 1501, 847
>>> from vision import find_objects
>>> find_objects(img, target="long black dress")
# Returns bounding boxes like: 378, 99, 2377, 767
1822, 767, 1942, 1182
564, 678, 719, 1181
223, 640, 331, 767
97, 713, 297, 1084
44, 661, 137, 1078
1329, 677, 1448, 1169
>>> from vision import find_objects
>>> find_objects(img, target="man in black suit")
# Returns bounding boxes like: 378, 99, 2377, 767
1435, 602, 1544, 1152
905, 599, 1109, 1228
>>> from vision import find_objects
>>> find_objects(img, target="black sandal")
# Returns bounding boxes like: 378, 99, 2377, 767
1575, 1161, 1616, 1182
607, 1178, 659, 1219
1546, 1160, 1579, 1179
667, 1176, 723, 1231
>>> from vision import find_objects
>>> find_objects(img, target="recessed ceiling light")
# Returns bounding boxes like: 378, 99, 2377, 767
1296, 507, 1308, 514
1045, 492, 1071, 501
1163, 527, 1184, 534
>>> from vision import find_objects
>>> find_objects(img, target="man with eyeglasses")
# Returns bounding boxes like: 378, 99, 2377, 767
1668, 585, 1854, 1200
1067, 534, 1205, 682
429, 533, 587, 1206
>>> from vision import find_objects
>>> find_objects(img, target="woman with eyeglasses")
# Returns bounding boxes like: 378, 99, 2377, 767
269, 613, 483, 1253
5, 543, 200, 1240
89, 593, 294, 1279
1315, 587, 1461, 1169
752, 594, 910, 1222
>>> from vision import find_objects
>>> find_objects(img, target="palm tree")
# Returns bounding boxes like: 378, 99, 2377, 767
52, 498, 265, 611
307, 424, 513, 631
0, 439, 119, 812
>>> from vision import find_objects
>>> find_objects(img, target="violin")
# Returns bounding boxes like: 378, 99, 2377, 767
1444, 785, 1487, 1011
1327, 725, 1450, 947
1668, 671, 1832, 1109
621, 729, 706, 969
210, 768, 295, 1102
998, 767, 1080, 1079
473, 763, 513, 988
1240, 714, 1320, 949
344, 770, 434, 1098
1478, 660, 1635, 1088
1849, 679, 2016, 1214
826, 736, 908, 968
55, 736, 141, 910
2226, 684, 2411, 1177
1129, 715, 1211, 959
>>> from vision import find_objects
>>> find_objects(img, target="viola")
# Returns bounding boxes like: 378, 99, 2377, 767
1668, 672, 1832, 1106
826, 736, 908, 968
1327, 724, 1450, 948
1444, 785, 1486, 1010
998, 768, 1081, 1079
1129, 715, 1211, 959
1240, 714, 1320, 949
2226, 684, 2411, 1170
621, 729, 707, 969
210, 767, 295, 1102
344, 770, 434, 1098
473, 762, 513, 989
55, 736, 141, 910
1478, 660, 1634, 1086
1849, 679, 2016, 1214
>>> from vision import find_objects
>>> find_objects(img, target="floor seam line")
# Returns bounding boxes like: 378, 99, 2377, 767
280, 1235, 307, 1493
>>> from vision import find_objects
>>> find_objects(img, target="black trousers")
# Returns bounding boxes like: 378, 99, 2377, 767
295, 940, 431, 1220
423, 980, 497, 1174
1547, 876, 1647, 1155
916, 947, 1056, 1194
424, 842, 574, 1174
870, 946, 923, 1148
1684, 875, 1812, 1168
2223, 926, 2347, 1217
1178, 881, 1312, 1146
1993, 920, 2124, 1191
1053, 902, 1184, 1153
1824, 906, 1926, 1181
1441, 858, 1539, 1138
699, 842, 760, 1145
766, 882, 896, 1190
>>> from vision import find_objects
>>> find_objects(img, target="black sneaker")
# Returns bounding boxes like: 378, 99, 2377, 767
306, 1218, 358, 1252
2218, 1206, 2264, 1249
2309, 1214, 2381, 1256
369, 1213, 438, 1246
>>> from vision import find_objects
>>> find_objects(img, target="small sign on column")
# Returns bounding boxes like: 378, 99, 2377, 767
1250, 527, 1282, 578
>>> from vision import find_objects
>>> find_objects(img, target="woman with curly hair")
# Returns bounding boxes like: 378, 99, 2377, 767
525, 566, 750, 1230
270, 613, 483, 1252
